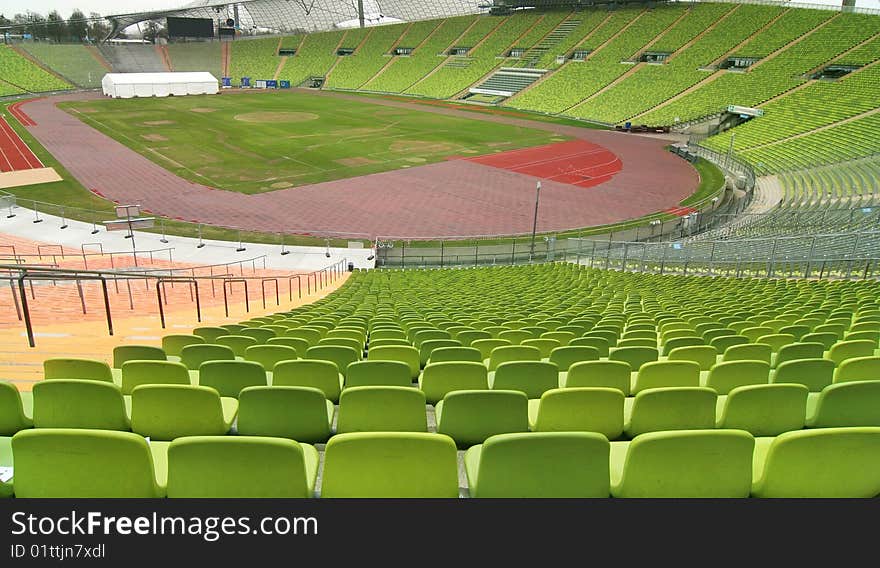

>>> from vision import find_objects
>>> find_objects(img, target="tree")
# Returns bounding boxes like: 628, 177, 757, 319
46, 10, 66, 42
25, 12, 48, 40
67, 9, 88, 41
141, 20, 163, 43
87, 12, 110, 42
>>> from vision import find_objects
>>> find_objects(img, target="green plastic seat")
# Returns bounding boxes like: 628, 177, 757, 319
778, 325, 811, 340
320, 432, 459, 498
130, 385, 237, 441
773, 342, 826, 369
318, 337, 363, 352
549, 346, 600, 371
215, 335, 259, 357
239, 327, 277, 343
435, 389, 528, 448
498, 330, 533, 345
723, 343, 772, 364
703, 360, 770, 394
528, 387, 624, 439
243, 344, 299, 372
370, 329, 407, 341
237, 386, 333, 443
716, 383, 808, 436
756, 334, 796, 353
624, 387, 717, 438
365, 338, 409, 348
801, 332, 837, 350
337, 386, 427, 433
266, 337, 310, 357
193, 327, 230, 344
608, 346, 658, 371
661, 336, 702, 356
457, 330, 492, 347
272, 359, 344, 402
113, 345, 166, 368
419, 361, 489, 404
43, 358, 114, 383
220, 324, 247, 335
486, 345, 542, 371
772, 358, 834, 392
617, 338, 657, 348
413, 329, 452, 346
0, 382, 33, 435
426, 347, 483, 364
631, 360, 700, 395
284, 328, 322, 346
805, 381, 880, 428
307, 345, 361, 377
32, 379, 130, 431
751, 427, 880, 498
180, 344, 236, 370
419, 339, 462, 366
710, 335, 749, 353
834, 356, 880, 383
569, 337, 610, 357
166, 436, 319, 498
826, 340, 876, 366
198, 360, 267, 397
161, 334, 205, 358
465, 432, 611, 498
564, 360, 631, 395
490, 361, 559, 398
120, 360, 192, 395
521, 338, 561, 358
471, 338, 512, 360
11, 428, 165, 497
540, 331, 576, 346
366, 345, 420, 379
610, 429, 755, 498
345, 360, 412, 388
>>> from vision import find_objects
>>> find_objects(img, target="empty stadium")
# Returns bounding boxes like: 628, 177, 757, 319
1, 0, 879, 509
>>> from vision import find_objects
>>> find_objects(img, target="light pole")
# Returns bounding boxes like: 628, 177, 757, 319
529, 181, 541, 261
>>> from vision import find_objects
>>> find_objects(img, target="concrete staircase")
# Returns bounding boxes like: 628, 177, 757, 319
517, 18, 582, 68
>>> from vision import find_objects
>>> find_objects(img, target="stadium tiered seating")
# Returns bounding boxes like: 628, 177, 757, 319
20, 44, 108, 89
0, 45, 71, 94
229, 37, 280, 84
279, 30, 347, 86
324, 24, 407, 89
166, 42, 222, 80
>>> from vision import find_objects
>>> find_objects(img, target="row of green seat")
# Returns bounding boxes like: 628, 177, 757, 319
3, 427, 879, 498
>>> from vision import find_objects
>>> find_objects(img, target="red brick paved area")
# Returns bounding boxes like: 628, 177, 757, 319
20, 91, 699, 239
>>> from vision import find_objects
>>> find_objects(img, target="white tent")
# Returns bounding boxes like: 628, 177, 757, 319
102, 72, 219, 99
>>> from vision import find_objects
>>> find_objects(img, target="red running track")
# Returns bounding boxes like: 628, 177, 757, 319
462, 139, 623, 188
0, 115, 42, 173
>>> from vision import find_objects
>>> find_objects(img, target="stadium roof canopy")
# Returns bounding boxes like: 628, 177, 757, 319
106, 0, 490, 38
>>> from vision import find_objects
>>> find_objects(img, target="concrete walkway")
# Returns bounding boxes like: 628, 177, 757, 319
0, 208, 376, 271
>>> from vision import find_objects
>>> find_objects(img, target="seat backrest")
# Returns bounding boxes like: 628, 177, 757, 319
284, 328, 322, 346
568, 337, 610, 357
533, 387, 624, 439
179, 344, 236, 370
487, 345, 542, 371
11, 428, 163, 497
800, 332, 837, 350
321, 432, 459, 497
318, 337, 363, 352
436, 390, 528, 448
521, 338, 561, 358
808, 381, 880, 428
272, 359, 342, 402
565, 360, 631, 395
626, 387, 717, 437
419, 339, 462, 365
345, 360, 412, 388
710, 334, 749, 353
755, 334, 796, 352
631, 361, 700, 395
130, 385, 229, 440
0, 381, 32, 435
198, 360, 267, 397
717, 383, 808, 436
166, 436, 312, 498
470, 339, 513, 361
266, 337, 310, 357
457, 330, 492, 347
772, 358, 835, 392
193, 326, 231, 343
419, 361, 488, 404
43, 358, 114, 382
723, 343, 772, 364
32, 379, 129, 430
216, 335, 259, 357
491, 361, 559, 398
239, 327, 277, 343
113, 345, 165, 368
827, 340, 876, 366
237, 386, 331, 443
834, 356, 880, 384
469, 432, 610, 498
120, 360, 191, 395
775, 342, 826, 368
498, 330, 533, 345
306, 345, 361, 377
337, 386, 427, 433
370, 329, 407, 341
608, 346, 658, 371
705, 360, 770, 394
365, 345, 420, 378
243, 344, 299, 372
613, 429, 754, 498
549, 346, 600, 371
667, 345, 717, 371
427, 347, 483, 364
752, 427, 880, 498
162, 334, 205, 357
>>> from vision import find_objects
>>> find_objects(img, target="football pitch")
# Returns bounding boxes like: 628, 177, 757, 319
61, 91, 567, 194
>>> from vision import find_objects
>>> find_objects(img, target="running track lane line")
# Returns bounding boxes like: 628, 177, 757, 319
8, 101, 37, 127
0, 116, 43, 172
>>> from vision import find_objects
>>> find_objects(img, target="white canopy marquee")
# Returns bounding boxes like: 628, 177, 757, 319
102, 72, 219, 99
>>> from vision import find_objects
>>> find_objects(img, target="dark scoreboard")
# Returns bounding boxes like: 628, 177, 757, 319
167, 17, 215, 38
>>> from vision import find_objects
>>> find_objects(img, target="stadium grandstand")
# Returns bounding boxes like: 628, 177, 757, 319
0, 0, 879, 527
